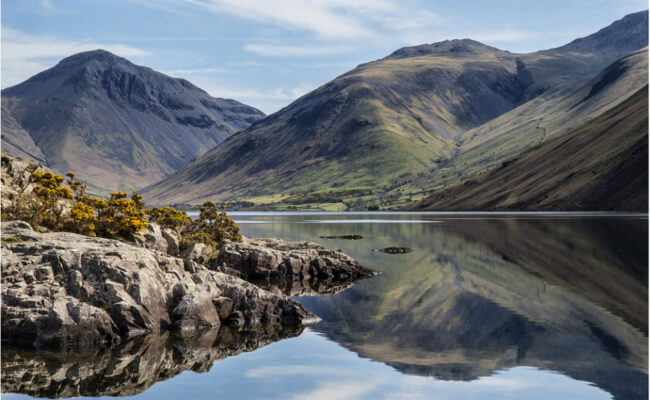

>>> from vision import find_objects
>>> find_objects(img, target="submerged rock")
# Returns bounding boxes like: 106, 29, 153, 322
377, 247, 414, 254
212, 238, 377, 282
1, 221, 317, 349
319, 234, 364, 240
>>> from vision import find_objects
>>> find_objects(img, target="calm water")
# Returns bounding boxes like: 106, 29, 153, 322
2, 213, 648, 400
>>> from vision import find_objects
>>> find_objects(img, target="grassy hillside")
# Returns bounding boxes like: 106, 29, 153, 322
407, 84, 648, 211
142, 41, 524, 204
142, 12, 648, 209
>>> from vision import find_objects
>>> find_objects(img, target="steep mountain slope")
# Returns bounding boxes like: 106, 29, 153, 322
1, 50, 265, 193
143, 11, 647, 206
406, 85, 648, 211
397, 47, 648, 204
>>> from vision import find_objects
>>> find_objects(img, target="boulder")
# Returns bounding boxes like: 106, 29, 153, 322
132, 223, 167, 253
1, 152, 45, 209
131, 223, 181, 257
181, 242, 215, 264
212, 238, 377, 282
1, 221, 317, 349
161, 228, 180, 256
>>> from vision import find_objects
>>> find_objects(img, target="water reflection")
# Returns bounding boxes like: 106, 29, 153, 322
2, 214, 647, 400
237, 214, 648, 400
252, 277, 359, 297
1, 325, 303, 398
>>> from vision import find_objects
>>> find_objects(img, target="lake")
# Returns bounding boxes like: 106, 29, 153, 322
2, 212, 648, 400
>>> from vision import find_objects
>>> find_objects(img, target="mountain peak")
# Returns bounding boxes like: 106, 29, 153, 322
385, 39, 504, 60
1, 50, 265, 193
551, 10, 648, 54
54, 49, 139, 73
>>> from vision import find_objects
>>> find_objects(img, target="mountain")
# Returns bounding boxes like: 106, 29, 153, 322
142, 11, 648, 207
400, 47, 648, 209
239, 217, 648, 400
1, 50, 265, 193
407, 84, 648, 211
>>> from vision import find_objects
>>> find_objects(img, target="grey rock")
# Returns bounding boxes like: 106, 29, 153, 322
132, 223, 168, 254
1, 221, 317, 349
0, 152, 45, 209
213, 238, 377, 282
181, 242, 215, 264
161, 228, 180, 256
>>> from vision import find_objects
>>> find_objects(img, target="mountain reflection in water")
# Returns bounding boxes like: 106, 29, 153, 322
239, 214, 649, 400
2, 213, 647, 400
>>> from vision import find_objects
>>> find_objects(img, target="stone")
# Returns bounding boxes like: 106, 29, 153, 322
181, 242, 215, 264
171, 293, 221, 331
1, 221, 318, 349
132, 223, 168, 254
212, 238, 377, 283
1, 152, 46, 209
161, 228, 180, 256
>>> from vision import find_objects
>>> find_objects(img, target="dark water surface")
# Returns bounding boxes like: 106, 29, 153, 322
2, 213, 648, 400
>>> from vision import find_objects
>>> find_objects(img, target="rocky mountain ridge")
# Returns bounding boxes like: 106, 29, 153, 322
1, 50, 265, 193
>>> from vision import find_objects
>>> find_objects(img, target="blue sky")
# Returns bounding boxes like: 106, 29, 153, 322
2, 0, 647, 113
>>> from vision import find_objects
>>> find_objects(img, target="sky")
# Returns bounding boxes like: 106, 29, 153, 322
2, 0, 647, 113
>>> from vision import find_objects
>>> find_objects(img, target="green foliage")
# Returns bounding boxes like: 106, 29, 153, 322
147, 206, 192, 232
179, 201, 242, 253
2, 170, 242, 254
2, 171, 148, 240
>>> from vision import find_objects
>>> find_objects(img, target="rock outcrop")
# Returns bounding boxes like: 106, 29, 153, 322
1, 151, 45, 209
1, 221, 317, 349
212, 238, 377, 282
2, 325, 303, 398
132, 222, 180, 256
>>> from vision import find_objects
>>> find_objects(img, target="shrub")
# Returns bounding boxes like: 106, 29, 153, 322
147, 206, 192, 232
90, 191, 148, 240
180, 201, 241, 253
2, 170, 241, 252
2, 171, 147, 240
27, 171, 73, 230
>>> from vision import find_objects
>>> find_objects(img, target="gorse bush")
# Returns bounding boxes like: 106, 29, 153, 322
2, 170, 241, 252
180, 201, 242, 253
6, 171, 149, 239
147, 206, 192, 233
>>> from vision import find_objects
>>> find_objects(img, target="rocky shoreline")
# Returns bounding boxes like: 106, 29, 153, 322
1, 220, 375, 349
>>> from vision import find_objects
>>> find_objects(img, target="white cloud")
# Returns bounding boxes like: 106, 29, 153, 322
291, 381, 379, 400
130, 0, 441, 41
204, 85, 310, 101
244, 43, 355, 57
183, 0, 378, 39
196, 82, 317, 113
471, 29, 540, 44
163, 67, 233, 75
40, 0, 55, 12
245, 365, 357, 378
1, 28, 150, 88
